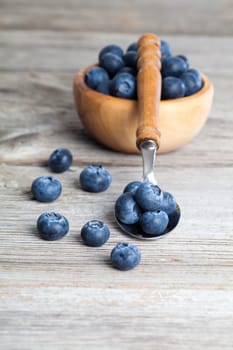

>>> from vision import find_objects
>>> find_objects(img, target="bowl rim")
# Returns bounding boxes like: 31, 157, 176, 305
74, 63, 213, 105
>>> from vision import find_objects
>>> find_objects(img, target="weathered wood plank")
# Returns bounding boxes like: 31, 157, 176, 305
0, 164, 233, 350
0, 0, 233, 36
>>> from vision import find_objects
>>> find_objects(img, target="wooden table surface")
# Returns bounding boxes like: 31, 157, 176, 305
1, 1, 233, 349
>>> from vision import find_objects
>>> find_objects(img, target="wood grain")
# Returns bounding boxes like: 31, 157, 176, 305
0, 2, 233, 349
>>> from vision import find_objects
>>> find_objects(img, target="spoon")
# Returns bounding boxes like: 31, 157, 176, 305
116, 33, 181, 240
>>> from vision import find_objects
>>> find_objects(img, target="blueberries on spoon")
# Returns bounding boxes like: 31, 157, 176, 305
111, 242, 141, 271
135, 182, 164, 211
115, 192, 142, 225
123, 181, 142, 194
81, 220, 110, 247
48, 148, 73, 173
139, 210, 168, 236
31, 176, 62, 202
37, 212, 69, 241
79, 164, 111, 192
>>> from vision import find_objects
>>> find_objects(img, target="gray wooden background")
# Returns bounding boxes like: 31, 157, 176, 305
0, 1, 233, 349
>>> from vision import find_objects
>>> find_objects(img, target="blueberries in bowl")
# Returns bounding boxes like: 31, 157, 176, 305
99, 44, 124, 61
110, 73, 137, 99
84, 38, 203, 100
99, 52, 124, 77
85, 66, 109, 90
162, 77, 186, 100
79, 164, 111, 192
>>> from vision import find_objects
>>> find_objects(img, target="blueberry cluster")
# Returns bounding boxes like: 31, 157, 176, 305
115, 181, 180, 238
31, 148, 140, 271
85, 39, 202, 100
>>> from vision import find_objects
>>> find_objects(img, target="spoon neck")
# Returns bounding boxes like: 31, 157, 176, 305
140, 140, 157, 185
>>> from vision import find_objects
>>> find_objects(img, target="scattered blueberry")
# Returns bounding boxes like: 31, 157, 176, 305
79, 164, 111, 192
96, 80, 111, 95
123, 181, 142, 194
139, 210, 168, 235
37, 212, 69, 240
160, 40, 172, 58
162, 56, 188, 78
81, 220, 110, 247
99, 44, 124, 61
127, 42, 138, 52
85, 66, 109, 90
181, 69, 202, 96
123, 51, 138, 70
135, 183, 164, 211
111, 242, 141, 271
162, 77, 186, 99
110, 73, 137, 99
48, 148, 73, 173
99, 52, 124, 77
31, 176, 62, 202
115, 192, 142, 224
160, 191, 177, 215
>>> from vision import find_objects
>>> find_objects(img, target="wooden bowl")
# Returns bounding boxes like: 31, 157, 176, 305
73, 65, 214, 154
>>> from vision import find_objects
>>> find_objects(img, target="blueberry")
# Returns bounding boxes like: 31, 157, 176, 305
135, 183, 163, 211
127, 42, 138, 52
123, 51, 138, 70
176, 55, 189, 68
162, 56, 188, 78
99, 52, 124, 77
139, 210, 168, 235
162, 77, 186, 100
96, 80, 110, 95
79, 164, 111, 193
48, 148, 73, 173
118, 66, 137, 76
111, 242, 141, 271
115, 192, 141, 224
123, 181, 142, 194
160, 191, 177, 215
37, 212, 69, 241
85, 66, 109, 90
81, 220, 110, 247
99, 44, 124, 61
167, 205, 181, 231
110, 73, 137, 99
160, 40, 172, 58
181, 69, 202, 96
31, 176, 62, 202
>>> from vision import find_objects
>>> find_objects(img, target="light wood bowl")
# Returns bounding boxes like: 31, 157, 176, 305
73, 64, 214, 154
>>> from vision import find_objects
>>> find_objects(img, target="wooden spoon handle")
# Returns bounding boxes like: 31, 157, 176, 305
136, 33, 162, 149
